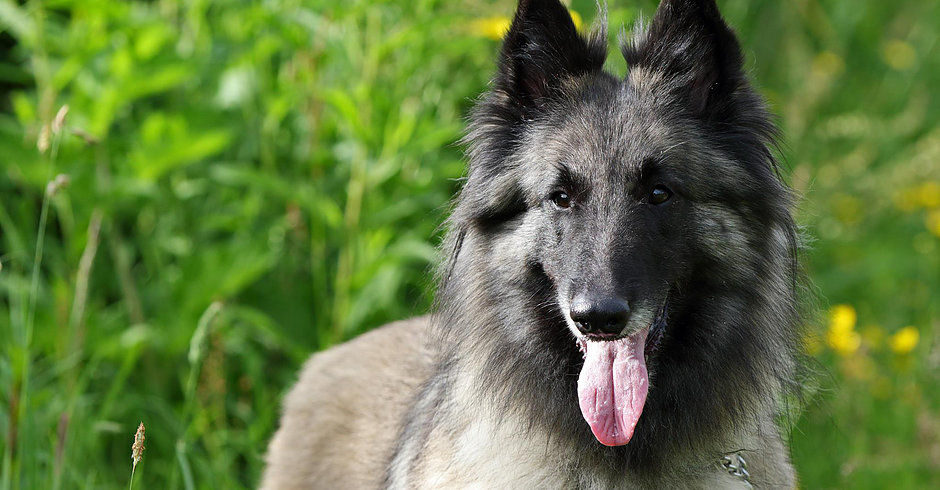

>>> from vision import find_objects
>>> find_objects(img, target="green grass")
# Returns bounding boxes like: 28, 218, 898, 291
1, 0, 938, 488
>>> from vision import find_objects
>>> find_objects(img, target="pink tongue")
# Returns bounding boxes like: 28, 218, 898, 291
577, 330, 649, 446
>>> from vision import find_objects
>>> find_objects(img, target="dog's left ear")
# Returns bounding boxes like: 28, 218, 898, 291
624, 0, 746, 118
494, 0, 606, 115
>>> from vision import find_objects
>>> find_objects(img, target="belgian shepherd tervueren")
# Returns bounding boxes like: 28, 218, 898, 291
263, 0, 801, 488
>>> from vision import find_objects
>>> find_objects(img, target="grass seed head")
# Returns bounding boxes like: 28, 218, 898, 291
131, 422, 146, 469
37, 124, 51, 154
53, 105, 69, 133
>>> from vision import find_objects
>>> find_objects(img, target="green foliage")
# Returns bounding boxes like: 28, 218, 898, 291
0, 0, 937, 488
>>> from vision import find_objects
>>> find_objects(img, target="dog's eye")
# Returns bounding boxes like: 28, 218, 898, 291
551, 191, 572, 209
649, 185, 673, 205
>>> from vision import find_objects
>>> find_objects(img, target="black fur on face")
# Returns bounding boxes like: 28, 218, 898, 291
435, 0, 799, 478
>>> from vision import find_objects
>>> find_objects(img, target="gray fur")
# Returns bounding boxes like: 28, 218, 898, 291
262, 0, 801, 488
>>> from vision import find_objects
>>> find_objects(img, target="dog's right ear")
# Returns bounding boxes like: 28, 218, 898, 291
459, 1, 604, 229
494, 0, 606, 117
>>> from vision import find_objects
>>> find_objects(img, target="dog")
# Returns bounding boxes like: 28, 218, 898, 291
262, 0, 801, 488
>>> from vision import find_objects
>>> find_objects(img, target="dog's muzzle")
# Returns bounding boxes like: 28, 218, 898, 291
569, 294, 631, 338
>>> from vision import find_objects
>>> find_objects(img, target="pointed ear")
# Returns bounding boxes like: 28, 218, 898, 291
623, 0, 745, 118
460, 1, 606, 227
494, 0, 606, 115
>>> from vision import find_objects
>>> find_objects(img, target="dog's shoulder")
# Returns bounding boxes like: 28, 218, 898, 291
261, 316, 435, 490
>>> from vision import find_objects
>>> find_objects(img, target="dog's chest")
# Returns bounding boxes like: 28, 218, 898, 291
409, 415, 751, 490
414, 417, 576, 489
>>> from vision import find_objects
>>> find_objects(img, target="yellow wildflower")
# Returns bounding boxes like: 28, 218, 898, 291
568, 9, 583, 31
826, 304, 859, 356
828, 304, 856, 334
828, 329, 861, 356
917, 181, 940, 208
471, 16, 511, 41
890, 326, 919, 354
471, 9, 583, 41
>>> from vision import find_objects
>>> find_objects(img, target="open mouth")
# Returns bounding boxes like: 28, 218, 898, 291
574, 303, 668, 447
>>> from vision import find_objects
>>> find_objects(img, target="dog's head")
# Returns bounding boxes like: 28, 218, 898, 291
443, 0, 798, 465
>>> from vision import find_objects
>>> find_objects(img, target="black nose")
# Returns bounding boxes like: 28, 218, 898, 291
569, 294, 631, 337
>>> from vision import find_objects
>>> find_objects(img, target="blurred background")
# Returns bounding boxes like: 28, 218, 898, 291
0, 0, 937, 488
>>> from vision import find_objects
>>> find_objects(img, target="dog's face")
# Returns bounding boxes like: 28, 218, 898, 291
447, 0, 797, 456
460, 0, 787, 336
521, 85, 691, 344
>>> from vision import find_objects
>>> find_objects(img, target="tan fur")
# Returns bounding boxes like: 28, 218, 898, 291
260, 317, 434, 490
